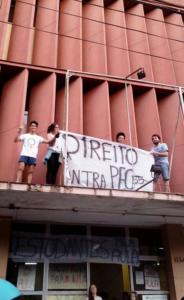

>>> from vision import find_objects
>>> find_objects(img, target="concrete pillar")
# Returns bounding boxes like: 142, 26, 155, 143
165, 13, 184, 86
0, 69, 28, 182
104, 0, 130, 77
163, 224, 184, 300
158, 92, 184, 193
125, 3, 154, 82
8, 0, 35, 63
134, 88, 162, 150
57, 0, 82, 71
83, 81, 111, 140
82, 0, 107, 74
0, 0, 11, 59
28, 73, 56, 184
32, 0, 59, 68
0, 219, 11, 278
146, 8, 176, 85
56, 77, 83, 134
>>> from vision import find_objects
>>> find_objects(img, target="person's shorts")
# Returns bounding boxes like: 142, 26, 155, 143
160, 163, 170, 181
19, 155, 36, 166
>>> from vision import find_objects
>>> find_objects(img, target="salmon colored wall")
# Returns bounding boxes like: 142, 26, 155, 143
0, 69, 28, 182
57, 0, 82, 71
165, 13, 184, 86
55, 77, 83, 134
82, 0, 107, 74
0, 0, 11, 59
125, 3, 154, 82
157, 92, 184, 193
83, 81, 111, 140
134, 88, 162, 150
165, 0, 184, 5
28, 73, 56, 184
32, 0, 59, 68
110, 84, 137, 146
104, 0, 130, 77
8, 0, 35, 63
146, 8, 176, 85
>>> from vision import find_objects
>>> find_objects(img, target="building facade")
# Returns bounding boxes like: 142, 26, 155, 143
1, 0, 184, 300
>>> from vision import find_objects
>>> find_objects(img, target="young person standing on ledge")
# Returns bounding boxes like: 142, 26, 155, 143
44, 123, 63, 185
14, 120, 58, 184
88, 284, 102, 300
151, 134, 170, 193
116, 132, 126, 144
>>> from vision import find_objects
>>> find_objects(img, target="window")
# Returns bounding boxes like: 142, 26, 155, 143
48, 263, 87, 291
50, 224, 86, 235
132, 260, 168, 291
129, 228, 165, 256
7, 261, 44, 291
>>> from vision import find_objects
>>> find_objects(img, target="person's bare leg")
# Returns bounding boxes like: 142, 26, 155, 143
16, 162, 25, 183
164, 180, 170, 193
27, 165, 35, 184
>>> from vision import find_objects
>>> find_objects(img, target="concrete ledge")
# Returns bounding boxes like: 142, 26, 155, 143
0, 182, 184, 202
0, 182, 184, 226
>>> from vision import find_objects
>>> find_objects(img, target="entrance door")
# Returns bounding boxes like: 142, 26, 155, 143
90, 264, 123, 300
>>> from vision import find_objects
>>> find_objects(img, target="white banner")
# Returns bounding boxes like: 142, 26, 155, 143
61, 132, 154, 191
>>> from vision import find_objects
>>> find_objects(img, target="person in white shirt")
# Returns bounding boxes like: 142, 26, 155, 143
14, 120, 57, 184
44, 123, 64, 184
88, 284, 102, 300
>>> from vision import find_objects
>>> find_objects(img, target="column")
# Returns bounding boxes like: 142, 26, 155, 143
82, 0, 107, 74
125, 3, 154, 81
146, 8, 176, 84
163, 224, 184, 300
165, 13, 184, 86
110, 84, 137, 146
8, 0, 35, 63
32, 0, 59, 68
57, 0, 82, 71
0, 0, 12, 59
0, 219, 11, 278
83, 81, 111, 140
104, 0, 130, 77
0, 69, 28, 182
28, 73, 56, 184
157, 92, 184, 193
55, 76, 83, 134
134, 88, 161, 150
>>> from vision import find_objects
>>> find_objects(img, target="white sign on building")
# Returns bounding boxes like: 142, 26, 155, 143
60, 132, 154, 191
142, 295, 168, 300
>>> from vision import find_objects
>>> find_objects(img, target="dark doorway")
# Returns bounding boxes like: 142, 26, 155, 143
90, 263, 123, 300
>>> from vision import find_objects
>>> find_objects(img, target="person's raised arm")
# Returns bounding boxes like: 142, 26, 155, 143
42, 132, 60, 144
14, 126, 24, 142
